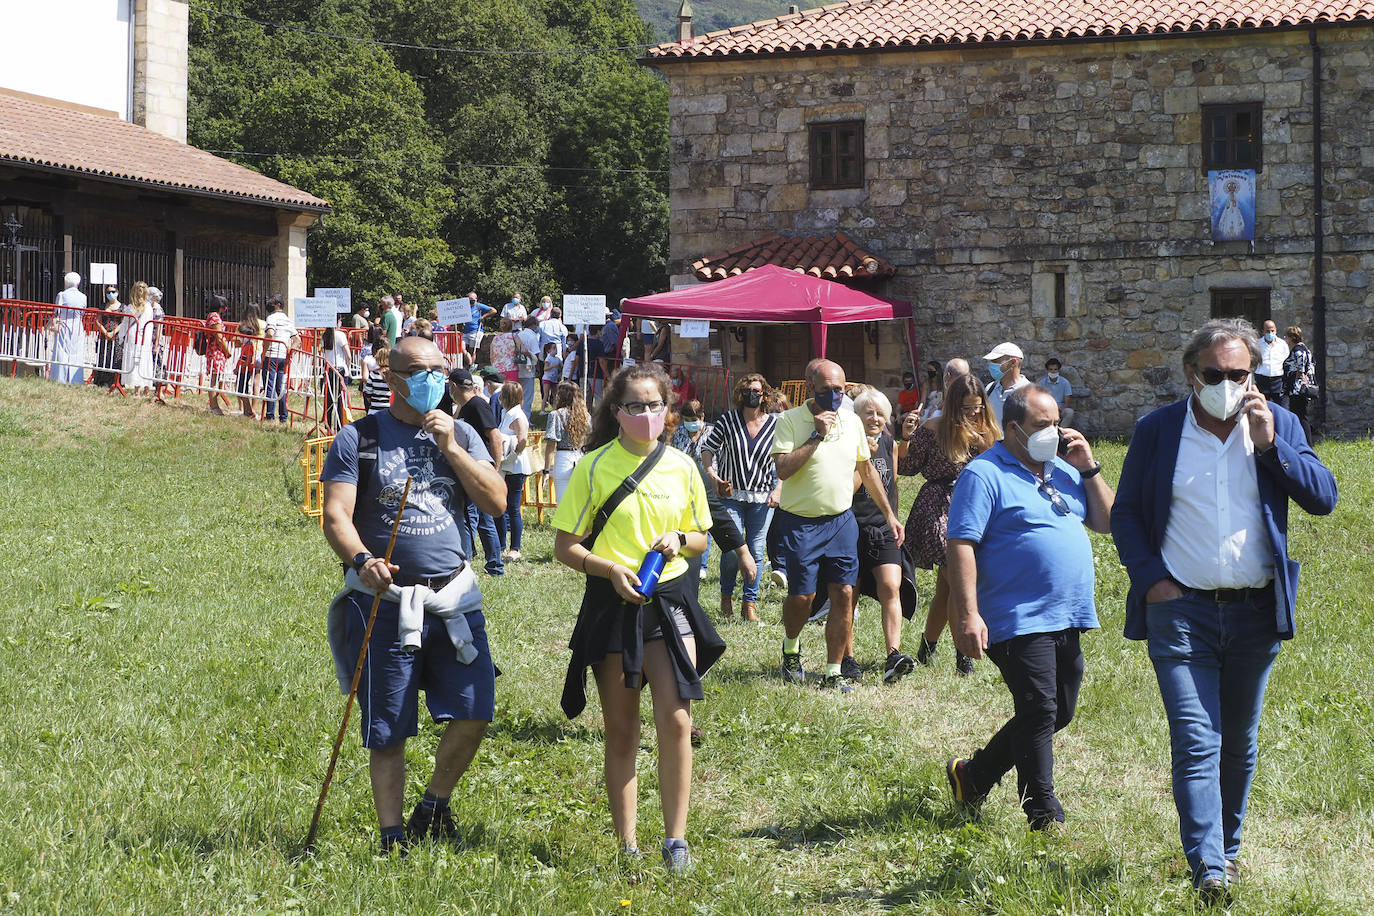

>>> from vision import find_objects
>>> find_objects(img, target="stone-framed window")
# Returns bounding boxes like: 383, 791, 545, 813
1032, 264, 1076, 318
1210, 287, 1270, 328
809, 121, 864, 189
1202, 103, 1263, 172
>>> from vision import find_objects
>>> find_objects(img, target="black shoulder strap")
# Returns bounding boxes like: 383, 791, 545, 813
354, 413, 381, 505
581, 439, 668, 551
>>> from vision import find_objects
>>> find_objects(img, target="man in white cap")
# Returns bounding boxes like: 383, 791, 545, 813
982, 342, 1030, 427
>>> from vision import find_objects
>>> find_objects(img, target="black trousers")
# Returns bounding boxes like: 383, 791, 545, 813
1254, 373, 1284, 403
965, 628, 1085, 828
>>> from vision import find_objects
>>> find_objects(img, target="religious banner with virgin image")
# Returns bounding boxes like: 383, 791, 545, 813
1209, 169, 1256, 242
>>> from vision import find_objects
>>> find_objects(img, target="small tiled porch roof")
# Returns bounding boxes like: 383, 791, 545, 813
648, 0, 1374, 60
0, 89, 329, 211
692, 232, 895, 282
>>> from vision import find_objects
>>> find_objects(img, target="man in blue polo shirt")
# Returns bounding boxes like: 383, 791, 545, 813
943, 385, 1115, 831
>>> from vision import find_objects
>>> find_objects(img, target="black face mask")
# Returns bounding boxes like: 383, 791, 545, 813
925, 371, 938, 380
741, 389, 762, 408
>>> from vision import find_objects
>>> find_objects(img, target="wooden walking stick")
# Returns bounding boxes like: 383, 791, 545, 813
304, 476, 412, 853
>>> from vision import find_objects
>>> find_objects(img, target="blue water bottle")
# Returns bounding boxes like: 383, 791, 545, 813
635, 550, 667, 599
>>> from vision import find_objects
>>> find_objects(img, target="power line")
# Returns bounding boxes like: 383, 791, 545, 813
206, 149, 666, 175
189, 2, 656, 57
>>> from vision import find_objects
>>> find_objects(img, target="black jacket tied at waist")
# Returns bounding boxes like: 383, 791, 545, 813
561, 571, 726, 719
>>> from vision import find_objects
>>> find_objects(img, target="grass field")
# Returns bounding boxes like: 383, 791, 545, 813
0, 376, 1370, 915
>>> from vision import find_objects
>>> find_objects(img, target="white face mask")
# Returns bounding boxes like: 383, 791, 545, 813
1047, 372, 1059, 381
1017, 423, 1061, 463
1196, 378, 1247, 420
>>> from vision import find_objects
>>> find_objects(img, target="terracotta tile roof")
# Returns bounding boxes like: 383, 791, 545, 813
692, 232, 896, 281
649, 0, 1374, 59
0, 90, 329, 211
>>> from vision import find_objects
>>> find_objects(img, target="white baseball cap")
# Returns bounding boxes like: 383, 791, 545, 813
982, 342, 1024, 361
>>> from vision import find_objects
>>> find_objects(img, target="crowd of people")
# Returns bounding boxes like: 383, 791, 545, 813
30, 275, 1335, 896
315, 315, 1334, 904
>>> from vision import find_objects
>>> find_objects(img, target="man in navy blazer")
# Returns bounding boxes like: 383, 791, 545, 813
1112, 318, 1336, 902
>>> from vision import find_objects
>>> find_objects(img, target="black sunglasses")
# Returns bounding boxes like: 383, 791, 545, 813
1038, 479, 1072, 516
1196, 367, 1252, 386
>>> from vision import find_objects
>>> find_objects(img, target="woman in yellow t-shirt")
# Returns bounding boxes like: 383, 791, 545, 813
551, 363, 723, 874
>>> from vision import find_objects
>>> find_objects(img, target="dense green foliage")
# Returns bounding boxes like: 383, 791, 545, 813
189, 0, 669, 308
2, 377, 1371, 913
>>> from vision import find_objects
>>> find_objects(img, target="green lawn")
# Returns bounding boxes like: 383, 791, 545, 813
0, 376, 1370, 915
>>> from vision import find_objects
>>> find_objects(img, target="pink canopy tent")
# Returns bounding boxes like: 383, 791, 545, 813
620, 265, 917, 360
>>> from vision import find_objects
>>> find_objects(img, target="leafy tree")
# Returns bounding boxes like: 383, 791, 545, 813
189, 0, 669, 307
189, 0, 454, 303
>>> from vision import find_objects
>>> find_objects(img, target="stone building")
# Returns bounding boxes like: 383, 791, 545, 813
0, 0, 327, 317
644, 0, 1374, 435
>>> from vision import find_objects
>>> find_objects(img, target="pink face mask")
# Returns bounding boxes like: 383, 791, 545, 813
617, 407, 667, 442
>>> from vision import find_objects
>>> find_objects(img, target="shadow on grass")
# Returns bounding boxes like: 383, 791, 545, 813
486, 715, 595, 745
740, 784, 969, 849
880, 858, 1119, 908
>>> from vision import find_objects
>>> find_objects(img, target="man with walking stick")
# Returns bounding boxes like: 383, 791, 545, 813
319, 337, 507, 855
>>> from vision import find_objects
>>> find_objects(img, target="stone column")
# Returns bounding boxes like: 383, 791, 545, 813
132, 0, 189, 143
274, 211, 321, 318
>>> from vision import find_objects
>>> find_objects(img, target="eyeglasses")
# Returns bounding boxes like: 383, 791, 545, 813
961, 401, 983, 413
620, 400, 666, 415
1038, 479, 1072, 516
1196, 367, 1252, 385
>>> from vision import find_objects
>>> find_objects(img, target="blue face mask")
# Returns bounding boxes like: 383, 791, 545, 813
1263, 332, 1276, 343
988, 361, 1005, 381
682, 420, 703, 432
814, 388, 844, 411
402, 368, 447, 414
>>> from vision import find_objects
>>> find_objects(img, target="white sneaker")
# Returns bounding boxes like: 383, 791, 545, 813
769, 568, 787, 590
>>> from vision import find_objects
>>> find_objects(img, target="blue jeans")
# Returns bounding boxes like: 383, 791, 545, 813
262, 356, 288, 421
496, 473, 526, 552
520, 375, 537, 416
462, 499, 504, 576
718, 499, 773, 603
1146, 590, 1281, 886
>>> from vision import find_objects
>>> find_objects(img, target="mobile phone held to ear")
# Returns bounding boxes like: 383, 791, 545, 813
1057, 430, 1071, 457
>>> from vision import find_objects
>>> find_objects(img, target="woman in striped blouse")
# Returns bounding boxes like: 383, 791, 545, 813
701, 373, 779, 622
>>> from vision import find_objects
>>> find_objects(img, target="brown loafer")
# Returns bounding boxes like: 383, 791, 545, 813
741, 600, 759, 622
720, 594, 733, 619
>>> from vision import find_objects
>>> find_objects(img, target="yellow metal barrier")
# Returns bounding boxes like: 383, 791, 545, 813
301, 428, 561, 527
779, 379, 808, 409
301, 435, 335, 527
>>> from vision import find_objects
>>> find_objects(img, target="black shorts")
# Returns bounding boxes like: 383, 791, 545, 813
858, 523, 903, 571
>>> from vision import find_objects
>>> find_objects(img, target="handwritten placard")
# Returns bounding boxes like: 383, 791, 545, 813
89, 263, 118, 285
435, 298, 472, 328
314, 287, 352, 313
561, 294, 607, 327
293, 297, 338, 328
679, 319, 710, 338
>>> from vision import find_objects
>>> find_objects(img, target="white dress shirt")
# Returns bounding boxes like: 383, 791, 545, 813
1257, 336, 1289, 378
1161, 399, 1274, 590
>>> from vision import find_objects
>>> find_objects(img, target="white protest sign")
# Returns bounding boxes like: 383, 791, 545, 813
293, 297, 338, 328
315, 287, 352, 313
436, 298, 472, 328
562, 294, 607, 327
710, 350, 723, 367
89, 263, 118, 285
679, 319, 710, 338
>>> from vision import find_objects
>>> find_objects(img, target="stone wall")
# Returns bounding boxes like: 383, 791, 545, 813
657, 27, 1374, 435
132, 0, 189, 143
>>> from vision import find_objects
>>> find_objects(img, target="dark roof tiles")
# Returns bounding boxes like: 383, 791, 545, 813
692, 232, 896, 281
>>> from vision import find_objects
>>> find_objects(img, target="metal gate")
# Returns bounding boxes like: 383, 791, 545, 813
185, 241, 273, 320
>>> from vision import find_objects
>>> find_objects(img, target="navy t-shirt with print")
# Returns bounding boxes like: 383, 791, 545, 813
852, 432, 896, 531
322, 411, 491, 577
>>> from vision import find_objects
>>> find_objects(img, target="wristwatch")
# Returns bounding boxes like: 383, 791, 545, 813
673, 530, 689, 545
807, 429, 824, 442
1080, 462, 1102, 480
352, 551, 373, 572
